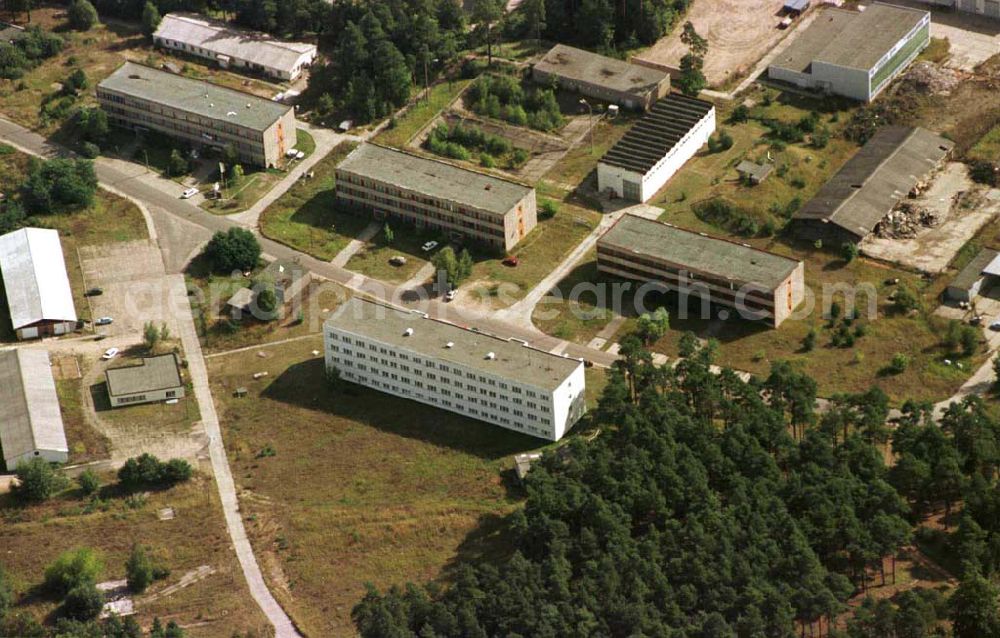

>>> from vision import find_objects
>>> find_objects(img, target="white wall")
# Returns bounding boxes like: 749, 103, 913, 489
597, 106, 716, 203
550, 364, 587, 440
6, 448, 68, 469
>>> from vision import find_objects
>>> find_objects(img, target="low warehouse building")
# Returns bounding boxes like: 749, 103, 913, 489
97, 62, 296, 168
0, 349, 69, 469
596, 214, 805, 327
597, 93, 716, 203
791, 126, 954, 244
325, 297, 587, 441
153, 13, 317, 81
0, 227, 77, 340
335, 144, 537, 253
947, 248, 1000, 303
768, 3, 930, 101
106, 353, 185, 408
532, 44, 670, 110
913, 0, 1000, 19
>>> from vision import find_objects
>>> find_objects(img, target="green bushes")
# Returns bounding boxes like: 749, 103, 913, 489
12, 458, 69, 503
44, 548, 103, 598
707, 129, 733, 153
0, 26, 63, 80
693, 197, 764, 237
467, 75, 565, 132
117, 453, 193, 491
203, 227, 261, 273
424, 123, 529, 169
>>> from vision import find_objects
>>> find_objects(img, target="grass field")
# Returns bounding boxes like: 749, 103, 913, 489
344, 227, 433, 284
542, 113, 635, 189
259, 142, 369, 261
374, 79, 472, 148
56, 374, 111, 465
208, 338, 553, 636
969, 124, 1000, 162
0, 475, 270, 636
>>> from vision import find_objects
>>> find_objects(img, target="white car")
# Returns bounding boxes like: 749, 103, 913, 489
990, 320, 1000, 331
285, 149, 298, 158
101, 347, 119, 360
95, 316, 114, 326
421, 241, 439, 252
295, 150, 306, 160
180, 187, 199, 199
445, 289, 456, 302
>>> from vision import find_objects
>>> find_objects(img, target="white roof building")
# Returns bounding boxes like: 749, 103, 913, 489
0, 228, 77, 340
153, 13, 318, 81
0, 349, 69, 469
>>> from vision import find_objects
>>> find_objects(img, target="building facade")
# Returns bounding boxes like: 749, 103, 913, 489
532, 44, 670, 110
768, 3, 930, 101
154, 13, 317, 81
597, 215, 806, 327
0, 349, 69, 469
915, 0, 1000, 18
597, 93, 716, 203
0, 228, 77, 340
335, 144, 537, 253
106, 353, 185, 408
324, 298, 587, 441
97, 62, 296, 168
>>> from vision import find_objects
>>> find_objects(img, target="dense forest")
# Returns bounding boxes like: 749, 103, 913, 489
353, 334, 1000, 637
533, 0, 692, 51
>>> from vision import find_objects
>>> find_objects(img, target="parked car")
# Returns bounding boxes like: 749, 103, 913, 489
180, 187, 199, 199
421, 241, 439, 252
95, 316, 114, 326
295, 150, 306, 160
101, 347, 119, 360
84, 287, 103, 297
503, 256, 519, 267
445, 289, 456, 302
389, 255, 408, 266
990, 320, 1000, 331
285, 149, 298, 158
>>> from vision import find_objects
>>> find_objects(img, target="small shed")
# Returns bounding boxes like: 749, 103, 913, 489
947, 248, 1000, 303
514, 452, 543, 484
783, 0, 810, 15
105, 353, 185, 408
736, 160, 774, 186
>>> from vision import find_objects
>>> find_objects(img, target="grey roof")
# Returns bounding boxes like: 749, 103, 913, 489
534, 44, 667, 96
336, 144, 533, 216
0, 228, 77, 330
598, 214, 801, 291
771, 3, 928, 73
327, 298, 582, 391
784, 0, 810, 10
794, 126, 953, 238
105, 353, 183, 398
736, 160, 774, 182
154, 13, 316, 75
599, 93, 715, 175
951, 249, 1000, 292
0, 349, 68, 466
98, 62, 293, 132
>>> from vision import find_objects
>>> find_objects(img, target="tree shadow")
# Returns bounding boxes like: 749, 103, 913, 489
263, 358, 544, 460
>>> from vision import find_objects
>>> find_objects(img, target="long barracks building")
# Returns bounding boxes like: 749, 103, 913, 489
324, 298, 587, 441
334, 144, 537, 253
597, 215, 805, 328
97, 61, 296, 168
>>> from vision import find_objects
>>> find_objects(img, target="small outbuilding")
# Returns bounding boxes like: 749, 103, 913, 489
514, 452, 543, 484
947, 248, 1000, 303
736, 160, 774, 186
783, 0, 811, 15
0, 349, 69, 470
105, 353, 185, 408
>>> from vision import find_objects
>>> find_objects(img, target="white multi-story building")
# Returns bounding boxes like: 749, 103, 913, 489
324, 298, 587, 441
597, 93, 716, 203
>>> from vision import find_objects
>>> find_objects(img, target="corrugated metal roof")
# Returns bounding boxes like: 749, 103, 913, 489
952, 248, 1000, 291
598, 214, 801, 291
0, 349, 68, 466
99, 62, 293, 132
154, 13, 316, 75
336, 144, 533, 217
599, 93, 715, 175
326, 298, 582, 391
794, 126, 953, 239
0, 228, 77, 330
534, 44, 667, 96
105, 353, 183, 398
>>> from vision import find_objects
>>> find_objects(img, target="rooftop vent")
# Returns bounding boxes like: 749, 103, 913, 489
404, 328, 414, 337
486, 352, 496, 360
227, 111, 237, 117
484, 184, 491, 191
445, 341, 454, 348
128, 74, 142, 80
246, 103, 252, 108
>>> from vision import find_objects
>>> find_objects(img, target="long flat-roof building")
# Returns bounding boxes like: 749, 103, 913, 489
105, 353, 185, 408
791, 126, 953, 244
768, 3, 931, 101
913, 0, 999, 19
335, 144, 537, 253
947, 248, 1000, 303
0, 349, 68, 469
324, 298, 587, 440
597, 214, 805, 327
153, 13, 317, 81
97, 61, 296, 167
532, 44, 670, 110
597, 93, 715, 203
0, 228, 77, 341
